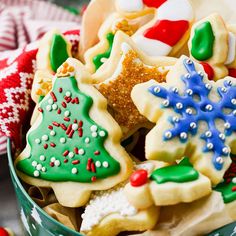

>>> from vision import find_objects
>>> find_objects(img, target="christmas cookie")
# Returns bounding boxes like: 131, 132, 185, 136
128, 0, 194, 57
131, 55, 236, 185
188, 14, 229, 80
80, 182, 159, 236
125, 158, 211, 208
15, 58, 133, 207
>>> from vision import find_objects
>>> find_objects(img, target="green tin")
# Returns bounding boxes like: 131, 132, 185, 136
7, 139, 236, 236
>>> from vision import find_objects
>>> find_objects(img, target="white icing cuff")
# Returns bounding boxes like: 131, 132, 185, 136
116, 0, 144, 12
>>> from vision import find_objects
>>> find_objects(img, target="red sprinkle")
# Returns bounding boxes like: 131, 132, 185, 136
62, 101, 67, 108
50, 91, 57, 102
232, 186, 236, 192
74, 119, 77, 123
78, 128, 83, 137
50, 142, 56, 147
48, 125, 53, 130
94, 151, 100, 155
64, 159, 68, 163
91, 163, 96, 173
44, 144, 48, 149
66, 124, 72, 135
91, 176, 97, 182
52, 122, 60, 127
66, 97, 72, 103
74, 97, 79, 104
74, 147, 79, 154
60, 123, 67, 130
71, 98, 75, 104
64, 117, 70, 122
63, 150, 69, 157
50, 162, 54, 167
57, 109, 61, 114
79, 120, 83, 127
38, 107, 43, 113
72, 160, 80, 165
87, 158, 92, 171
59, 88, 63, 93
68, 130, 74, 138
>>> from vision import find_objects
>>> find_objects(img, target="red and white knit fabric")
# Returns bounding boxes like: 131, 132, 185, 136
0, 0, 81, 155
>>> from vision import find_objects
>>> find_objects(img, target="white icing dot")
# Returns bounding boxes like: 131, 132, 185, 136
50, 130, 56, 136
154, 86, 160, 93
176, 103, 183, 109
40, 155, 45, 161
46, 105, 52, 111
92, 132, 98, 138
42, 135, 49, 141
219, 133, 225, 140
32, 161, 37, 167
35, 139, 41, 144
207, 143, 214, 150
99, 131, 105, 137
66, 91, 71, 97
224, 122, 231, 129
186, 89, 193, 95
222, 147, 230, 154
90, 125, 98, 132
164, 131, 172, 139
162, 99, 169, 107
60, 137, 66, 143
72, 124, 78, 130
85, 137, 90, 143
186, 59, 193, 64
172, 116, 179, 123
42, 167, 46, 172
50, 157, 56, 162
64, 110, 70, 117
36, 164, 42, 171
68, 152, 74, 158
232, 178, 236, 184
48, 99, 53, 105
205, 83, 212, 90
172, 87, 178, 93
54, 160, 61, 167
216, 157, 223, 164
205, 131, 212, 138
52, 104, 58, 110
95, 161, 101, 168
72, 168, 78, 174
198, 71, 204, 77
231, 99, 236, 105
185, 73, 191, 79
79, 149, 85, 155
34, 170, 40, 177
180, 132, 187, 140
103, 161, 109, 168
205, 104, 213, 111
221, 87, 227, 93
190, 122, 197, 129
186, 108, 193, 115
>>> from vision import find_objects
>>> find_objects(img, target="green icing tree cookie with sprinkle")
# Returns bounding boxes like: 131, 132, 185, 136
15, 58, 133, 207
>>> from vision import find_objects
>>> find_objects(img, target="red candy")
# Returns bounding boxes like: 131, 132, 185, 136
130, 169, 148, 187
0, 228, 10, 236
200, 62, 214, 80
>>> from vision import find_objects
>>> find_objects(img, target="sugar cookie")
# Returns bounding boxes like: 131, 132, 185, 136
131, 56, 236, 185
15, 58, 133, 207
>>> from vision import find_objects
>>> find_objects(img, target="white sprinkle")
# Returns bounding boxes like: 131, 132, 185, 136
35, 139, 41, 144
162, 100, 169, 107
72, 168, 78, 174
185, 73, 191, 79
95, 161, 101, 168
103, 161, 109, 168
186, 59, 192, 64
216, 157, 223, 164
42, 135, 49, 141
190, 122, 197, 129
92, 132, 98, 138
85, 137, 90, 143
34, 170, 40, 177
227, 80, 232, 86
66, 91, 71, 97
176, 103, 183, 109
233, 110, 236, 116
64, 111, 70, 117
224, 122, 231, 129
198, 71, 204, 77
99, 131, 105, 137
172, 87, 178, 93
222, 147, 230, 154
46, 105, 52, 111
60, 137, 66, 143
72, 124, 78, 130
219, 133, 225, 140
51, 157, 56, 162
231, 99, 236, 105
186, 89, 193, 95
68, 152, 74, 158
52, 104, 58, 110
205, 104, 213, 111
207, 143, 214, 150
154, 86, 160, 93
39, 155, 45, 161
48, 99, 53, 105
172, 116, 179, 123
50, 130, 56, 136
90, 125, 98, 132
221, 87, 227, 93
205, 83, 212, 90
79, 149, 85, 155
42, 167, 46, 172
54, 160, 61, 167
36, 164, 42, 171
164, 131, 172, 139
205, 131, 212, 138
232, 177, 236, 184
186, 108, 193, 115
32, 161, 37, 167
180, 132, 187, 140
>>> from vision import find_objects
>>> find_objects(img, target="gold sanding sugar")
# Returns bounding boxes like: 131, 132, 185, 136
98, 50, 167, 133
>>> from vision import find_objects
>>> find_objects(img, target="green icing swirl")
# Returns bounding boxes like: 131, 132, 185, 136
50, 34, 70, 72
93, 33, 114, 71
17, 76, 120, 182
191, 21, 215, 61
150, 159, 199, 184
215, 182, 236, 203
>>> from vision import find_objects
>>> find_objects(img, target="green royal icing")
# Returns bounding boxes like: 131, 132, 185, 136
191, 21, 215, 61
17, 76, 120, 182
150, 158, 199, 184
50, 34, 70, 73
215, 181, 236, 204
93, 33, 114, 71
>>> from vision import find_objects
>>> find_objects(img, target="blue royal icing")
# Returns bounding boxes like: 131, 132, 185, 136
148, 58, 236, 170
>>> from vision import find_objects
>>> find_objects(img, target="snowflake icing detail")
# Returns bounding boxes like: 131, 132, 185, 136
148, 58, 236, 170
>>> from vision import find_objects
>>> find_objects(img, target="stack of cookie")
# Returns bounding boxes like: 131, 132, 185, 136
14, 0, 236, 235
